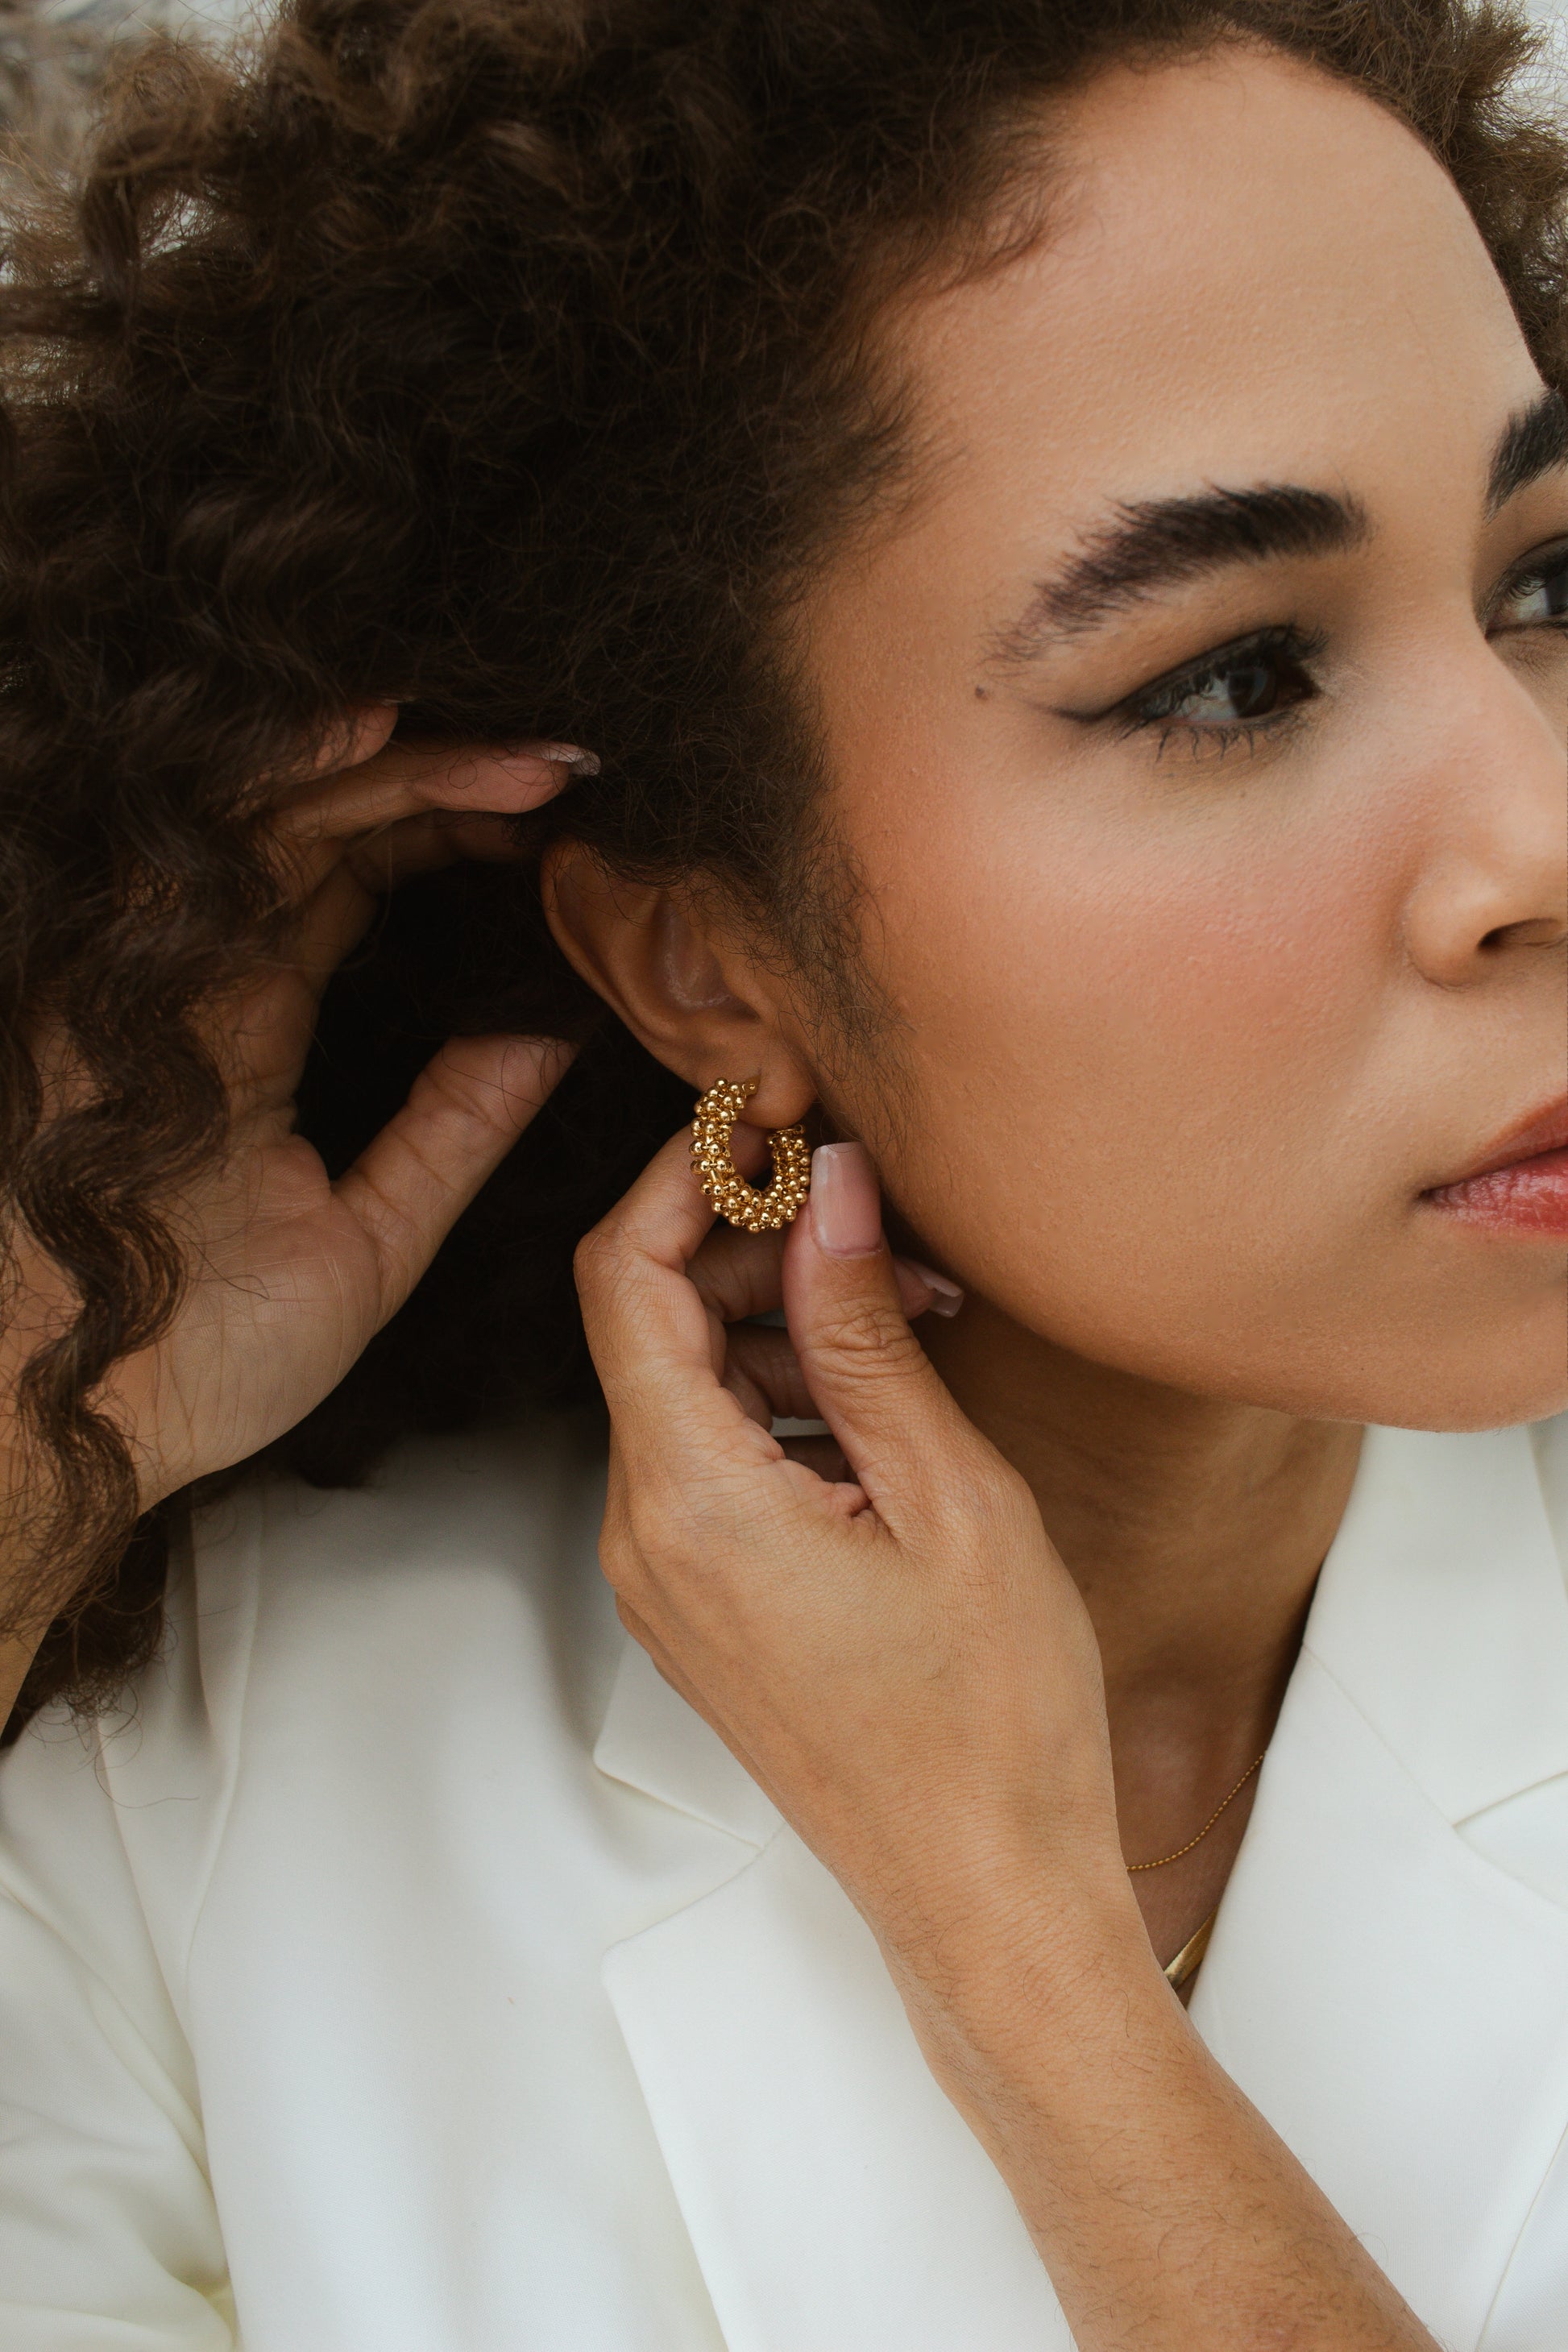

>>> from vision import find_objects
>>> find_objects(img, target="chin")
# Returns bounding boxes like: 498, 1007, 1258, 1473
1325, 1321, 1568, 1436
1156, 1276, 1568, 1435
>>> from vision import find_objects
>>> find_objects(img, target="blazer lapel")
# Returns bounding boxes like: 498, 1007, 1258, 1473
1191, 1424, 1568, 2352
595, 1643, 1071, 2351
600, 1825, 1072, 2352
595, 1423, 1568, 2352
595, 1633, 781, 1851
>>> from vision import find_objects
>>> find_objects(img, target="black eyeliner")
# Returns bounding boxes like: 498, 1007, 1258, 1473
1487, 534, 1568, 630
1055, 620, 1326, 733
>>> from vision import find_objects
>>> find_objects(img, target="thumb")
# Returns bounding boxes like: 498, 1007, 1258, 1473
782, 1141, 976, 1512
334, 1034, 576, 1325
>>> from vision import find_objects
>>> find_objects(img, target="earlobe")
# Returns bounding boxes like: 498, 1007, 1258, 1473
540, 838, 816, 1126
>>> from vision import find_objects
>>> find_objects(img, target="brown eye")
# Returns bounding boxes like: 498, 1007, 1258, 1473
1131, 632, 1319, 732
1180, 657, 1287, 720
1492, 549, 1568, 633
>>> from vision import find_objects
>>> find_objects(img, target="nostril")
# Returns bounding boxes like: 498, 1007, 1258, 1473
1479, 916, 1568, 951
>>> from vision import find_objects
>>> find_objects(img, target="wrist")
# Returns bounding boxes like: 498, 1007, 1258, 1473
857, 1765, 1135, 1986
876, 1859, 1176, 2112
878, 1844, 1152, 2018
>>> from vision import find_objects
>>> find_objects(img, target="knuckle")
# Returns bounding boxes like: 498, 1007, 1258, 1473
939, 1450, 1039, 1546
426, 1057, 500, 1128
572, 1217, 626, 1299
811, 1290, 920, 1374
624, 1459, 752, 1575
595, 1493, 654, 1599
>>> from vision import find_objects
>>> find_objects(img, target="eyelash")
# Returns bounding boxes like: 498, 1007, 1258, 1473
1487, 537, 1568, 637
1110, 622, 1326, 761
1101, 537, 1568, 762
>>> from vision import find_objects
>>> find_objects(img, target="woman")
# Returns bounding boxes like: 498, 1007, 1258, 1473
0, 0, 1564, 2342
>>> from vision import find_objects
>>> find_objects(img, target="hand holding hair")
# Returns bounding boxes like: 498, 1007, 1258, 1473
0, 708, 583, 1718
574, 1130, 1441, 2352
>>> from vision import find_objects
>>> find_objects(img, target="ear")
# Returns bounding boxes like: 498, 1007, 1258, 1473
541, 840, 815, 1128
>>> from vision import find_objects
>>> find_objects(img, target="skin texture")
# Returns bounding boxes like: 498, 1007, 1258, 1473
0, 36, 1562, 2350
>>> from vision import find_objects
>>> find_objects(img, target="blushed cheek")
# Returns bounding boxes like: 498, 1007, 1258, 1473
865, 819, 1386, 1311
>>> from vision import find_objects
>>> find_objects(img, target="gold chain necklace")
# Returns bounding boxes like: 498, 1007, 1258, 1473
1126, 1748, 1267, 1874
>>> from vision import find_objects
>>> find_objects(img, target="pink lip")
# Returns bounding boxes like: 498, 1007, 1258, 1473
1425, 1097, 1568, 1235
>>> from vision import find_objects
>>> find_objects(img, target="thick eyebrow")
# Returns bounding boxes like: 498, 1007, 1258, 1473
991, 483, 1371, 662
1486, 388, 1568, 516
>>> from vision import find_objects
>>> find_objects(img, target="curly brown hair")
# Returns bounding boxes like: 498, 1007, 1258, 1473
2, 0, 1566, 1738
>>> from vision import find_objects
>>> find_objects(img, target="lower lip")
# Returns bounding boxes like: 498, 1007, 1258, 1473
1425, 1146, 1568, 1234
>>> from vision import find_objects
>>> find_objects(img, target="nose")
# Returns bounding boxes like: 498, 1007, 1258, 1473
1402, 666, 1568, 987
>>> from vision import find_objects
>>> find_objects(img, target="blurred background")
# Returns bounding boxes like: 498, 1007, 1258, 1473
4, 0, 1567, 212
1, 0, 243, 186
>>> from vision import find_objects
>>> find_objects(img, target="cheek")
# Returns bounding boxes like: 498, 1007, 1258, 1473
860, 790, 1392, 1354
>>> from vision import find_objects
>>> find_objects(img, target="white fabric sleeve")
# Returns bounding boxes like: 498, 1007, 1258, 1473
0, 1517, 247, 2350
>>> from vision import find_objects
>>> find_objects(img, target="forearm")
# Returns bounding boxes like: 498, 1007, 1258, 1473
891, 1894, 1439, 2352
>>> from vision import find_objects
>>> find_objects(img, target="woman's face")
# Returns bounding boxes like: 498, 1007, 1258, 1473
796, 42, 1568, 1433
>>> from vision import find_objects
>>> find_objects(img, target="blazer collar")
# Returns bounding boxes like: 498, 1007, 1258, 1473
1298, 1421, 1568, 1822
595, 1631, 781, 1849
593, 1421, 1568, 2352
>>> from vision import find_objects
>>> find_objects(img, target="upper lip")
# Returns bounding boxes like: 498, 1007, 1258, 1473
1429, 1097, 1568, 1191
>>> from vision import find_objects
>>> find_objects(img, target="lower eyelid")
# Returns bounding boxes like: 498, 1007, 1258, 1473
1139, 703, 1313, 763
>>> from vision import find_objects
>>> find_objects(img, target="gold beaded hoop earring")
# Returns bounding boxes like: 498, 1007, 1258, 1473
691, 1076, 811, 1234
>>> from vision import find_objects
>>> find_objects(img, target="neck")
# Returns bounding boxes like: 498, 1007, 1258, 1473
921, 1296, 1363, 1774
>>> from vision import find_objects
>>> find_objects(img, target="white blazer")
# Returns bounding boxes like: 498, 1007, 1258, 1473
2, 1413, 1567, 2352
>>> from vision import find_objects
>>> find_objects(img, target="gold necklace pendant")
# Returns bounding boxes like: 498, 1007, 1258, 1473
1163, 1908, 1217, 1991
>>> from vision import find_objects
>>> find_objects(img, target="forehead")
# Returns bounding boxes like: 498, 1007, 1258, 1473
879, 43, 1537, 559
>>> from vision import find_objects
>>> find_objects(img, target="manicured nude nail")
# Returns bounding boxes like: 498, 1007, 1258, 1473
811, 1142, 882, 1257
537, 743, 600, 775
897, 1257, 965, 1317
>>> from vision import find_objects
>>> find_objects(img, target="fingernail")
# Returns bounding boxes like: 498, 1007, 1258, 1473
811, 1142, 881, 1257
537, 742, 600, 776
896, 1257, 965, 1317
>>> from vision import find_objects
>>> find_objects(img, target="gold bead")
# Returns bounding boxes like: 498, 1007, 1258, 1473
690, 1076, 812, 1233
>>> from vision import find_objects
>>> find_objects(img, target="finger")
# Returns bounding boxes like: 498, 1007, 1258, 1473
283, 861, 381, 998
335, 1035, 576, 1324
258, 703, 397, 800
778, 1433, 856, 1484
575, 1127, 803, 1500
197, 764, 546, 1095
686, 1217, 960, 1337
273, 738, 595, 899
721, 1322, 818, 1425
222, 797, 543, 1097
300, 703, 400, 781
720, 1317, 948, 1431
686, 1222, 788, 1329
199, 861, 384, 1110
338, 808, 533, 894
781, 1142, 982, 1516
272, 800, 539, 1018
278, 737, 596, 842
